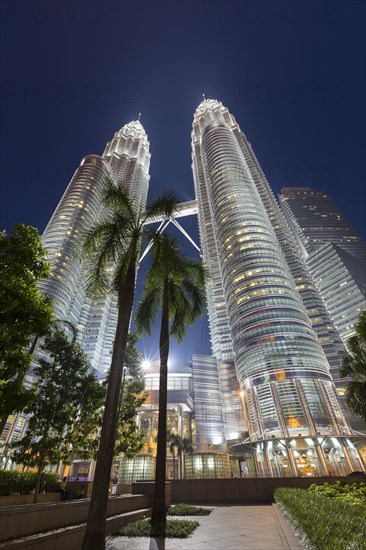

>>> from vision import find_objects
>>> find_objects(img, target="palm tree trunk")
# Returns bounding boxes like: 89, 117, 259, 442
82, 261, 136, 550
151, 292, 169, 537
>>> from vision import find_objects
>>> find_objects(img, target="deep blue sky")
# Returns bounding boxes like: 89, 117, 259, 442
1, 1, 365, 364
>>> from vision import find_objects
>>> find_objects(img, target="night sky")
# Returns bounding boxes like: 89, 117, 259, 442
1, 1, 365, 365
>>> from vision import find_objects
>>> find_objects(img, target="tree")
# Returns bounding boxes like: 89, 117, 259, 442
179, 436, 193, 479
10, 329, 103, 503
340, 310, 366, 422
0, 225, 53, 438
167, 432, 180, 480
166, 432, 193, 479
135, 234, 206, 536
81, 179, 178, 550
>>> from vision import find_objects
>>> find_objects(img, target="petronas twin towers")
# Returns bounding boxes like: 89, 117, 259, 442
39, 100, 365, 477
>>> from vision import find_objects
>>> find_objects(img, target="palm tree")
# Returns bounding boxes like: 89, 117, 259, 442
180, 436, 194, 479
340, 310, 366, 422
167, 431, 180, 479
135, 234, 206, 536
81, 179, 178, 550
167, 432, 193, 479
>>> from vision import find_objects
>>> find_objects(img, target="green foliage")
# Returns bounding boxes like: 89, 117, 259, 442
308, 481, 366, 507
80, 180, 180, 546
168, 503, 212, 516
166, 432, 194, 479
81, 181, 179, 297
135, 234, 206, 343
0, 469, 59, 495
340, 309, 366, 421
0, 224, 53, 423
116, 518, 200, 538
135, 234, 206, 533
10, 329, 104, 471
167, 433, 193, 457
275, 487, 366, 549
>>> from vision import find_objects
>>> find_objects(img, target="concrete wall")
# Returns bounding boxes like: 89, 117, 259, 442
117, 483, 132, 494
0, 508, 151, 550
132, 481, 171, 508
169, 476, 366, 504
0, 493, 61, 507
0, 494, 149, 543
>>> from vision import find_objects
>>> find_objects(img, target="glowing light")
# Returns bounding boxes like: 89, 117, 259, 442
141, 360, 152, 372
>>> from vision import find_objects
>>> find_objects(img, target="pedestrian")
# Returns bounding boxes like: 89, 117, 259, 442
60, 476, 67, 501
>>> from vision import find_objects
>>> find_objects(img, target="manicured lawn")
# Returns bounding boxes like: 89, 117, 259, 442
168, 503, 212, 516
275, 487, 366, 550
115, 518, 200, 538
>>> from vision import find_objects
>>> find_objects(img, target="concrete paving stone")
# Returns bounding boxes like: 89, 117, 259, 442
109, 505, 296, 550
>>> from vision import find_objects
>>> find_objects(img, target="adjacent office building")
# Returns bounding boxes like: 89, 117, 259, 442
191, 99, 364, 476
279, 188, 366, 345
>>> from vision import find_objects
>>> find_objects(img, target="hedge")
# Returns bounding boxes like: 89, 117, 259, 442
308, 480, 366, 507
0, 469, 60, 495
275, 487, 366, 550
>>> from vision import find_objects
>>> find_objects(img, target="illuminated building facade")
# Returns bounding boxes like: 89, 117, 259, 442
118, 360, 195, 482
279, 188, 366, 345
39, 120, 150, 375
1, 121, 150, 456
191, 100, 365, 476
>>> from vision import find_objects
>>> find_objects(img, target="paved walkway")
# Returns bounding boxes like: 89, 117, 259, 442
107, 505, 301, 550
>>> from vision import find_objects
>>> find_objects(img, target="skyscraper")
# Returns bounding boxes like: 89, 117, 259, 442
39, 120, 150, 376
279, 188, 366, 345
192, 99, 364, 476
1, 120, 151, 453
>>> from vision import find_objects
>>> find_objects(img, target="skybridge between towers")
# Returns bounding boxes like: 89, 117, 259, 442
140, 199, 200, 261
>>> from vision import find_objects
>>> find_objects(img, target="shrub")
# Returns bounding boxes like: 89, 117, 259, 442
168, 503, 212, 516
275, 487, 366, 550
0, 469, 60, 495
116, 518, 200, 538
308, 481, 366, 507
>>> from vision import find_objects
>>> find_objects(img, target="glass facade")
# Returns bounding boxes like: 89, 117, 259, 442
279, 187, 366, 346
39, 120, 151, 377
184, 452, 231, 479
118, 455, 156, 484
192, 100, 365, 476
192, 354, 227, 450
1, 121, 151, 455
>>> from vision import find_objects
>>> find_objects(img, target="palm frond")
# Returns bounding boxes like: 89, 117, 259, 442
135, 286, 160, 336
83, 254, 110, 296
111, 237, 139, 292
181, 280, 206, 322
169, 286, 192, 343
81, 217, 115, 257
142, 189, 180, 224
101, 178, 137, 220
